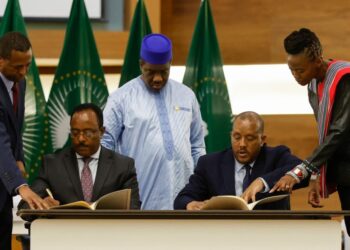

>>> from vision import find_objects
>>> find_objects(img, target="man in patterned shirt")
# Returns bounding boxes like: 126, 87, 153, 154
102, 33, 206, 210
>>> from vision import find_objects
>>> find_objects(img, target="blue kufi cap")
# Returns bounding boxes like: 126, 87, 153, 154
140, 33, 172, 64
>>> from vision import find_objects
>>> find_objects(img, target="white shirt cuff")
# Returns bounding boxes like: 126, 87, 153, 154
258, 177, 269, 193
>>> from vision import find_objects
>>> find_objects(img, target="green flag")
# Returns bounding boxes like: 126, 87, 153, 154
119, 0, 152, 87
0, 0, 50, 184
183, 0, 232, 153
46, 0, 108, 152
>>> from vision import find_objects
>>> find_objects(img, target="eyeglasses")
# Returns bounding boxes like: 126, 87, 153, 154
70, 129, 98, 139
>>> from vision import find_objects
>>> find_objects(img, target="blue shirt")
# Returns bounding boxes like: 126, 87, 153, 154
234, 159, 269, 196
102, 76, 206, 209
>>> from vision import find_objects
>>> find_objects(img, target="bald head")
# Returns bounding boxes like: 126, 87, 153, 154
233, 111, 264, 134
231, 111, 266, 164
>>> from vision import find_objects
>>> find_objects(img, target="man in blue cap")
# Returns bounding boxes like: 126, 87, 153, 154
102, 33, 206, 210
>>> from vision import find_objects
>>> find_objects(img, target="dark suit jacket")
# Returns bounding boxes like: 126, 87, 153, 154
0, 77, 26, 211
18, 146, 140, 211
174, 145, 308, 210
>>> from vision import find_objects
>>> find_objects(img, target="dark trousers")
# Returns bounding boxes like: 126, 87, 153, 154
338, 185, 350, 237
0, 196, 13, 250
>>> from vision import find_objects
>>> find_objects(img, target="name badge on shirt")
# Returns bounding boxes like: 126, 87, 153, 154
174, 106, 190, 112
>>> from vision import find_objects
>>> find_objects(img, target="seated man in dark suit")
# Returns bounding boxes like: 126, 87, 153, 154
19, 103, 140, 210
174, 111, 308, 210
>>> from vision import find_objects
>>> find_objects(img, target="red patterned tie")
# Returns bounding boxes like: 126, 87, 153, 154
12, 82, 18, 114
81, 158, 93, 202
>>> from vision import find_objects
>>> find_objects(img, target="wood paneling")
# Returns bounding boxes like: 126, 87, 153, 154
263, 115, 318, 160
125, 0, 161, 32
161, 0, 350, 65
25, 0, 350, 66
28, 30, 129, 59
12, 236, 22, 250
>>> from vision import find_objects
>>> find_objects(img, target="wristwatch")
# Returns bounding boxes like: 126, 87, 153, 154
292, 167, 304, 180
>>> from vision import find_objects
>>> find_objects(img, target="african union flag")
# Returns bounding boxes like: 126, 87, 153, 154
46, 0, 108, 151
183, 0, 232, 153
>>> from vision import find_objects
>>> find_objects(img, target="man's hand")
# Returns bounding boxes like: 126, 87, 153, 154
308, 179, 323, 208
43, 196, 60, 208
270, 175, 298, 193
16, 161, 27, 178
186, 200, 207, 210
18, 185, 49, 210
241, 178, 264, 203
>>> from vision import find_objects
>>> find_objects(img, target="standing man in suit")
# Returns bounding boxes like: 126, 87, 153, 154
174, 111, 307, 210
0, 32, 49, 250
19, 103, 140, 210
